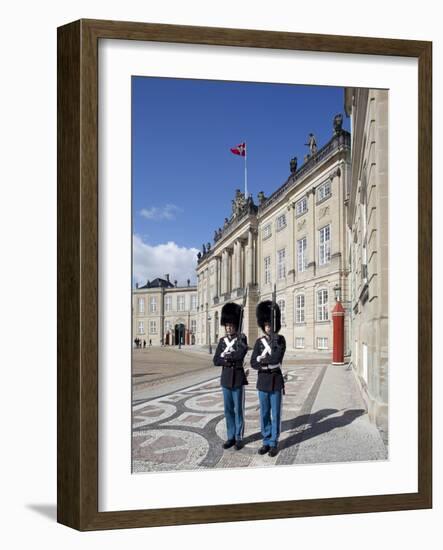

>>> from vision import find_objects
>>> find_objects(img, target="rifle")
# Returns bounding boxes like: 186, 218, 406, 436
271, 283, 277, 340
237, 286, 248, 339
236, 287, 249, 377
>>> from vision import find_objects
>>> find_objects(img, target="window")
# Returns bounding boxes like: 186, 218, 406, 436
149, 320, 157, 334
277, 299, 286, 325
191, 319, 197, 333
165, 295, 172, 312
137, 297, 145, 314
276, 213, 287, 231
297, 237, 307, 272
137, 321, 144, 334
317, 180, 331, 201
319, 224, 331, 265
295, 294, 305, 324
165, 320, 171, 333
295, 337, 305, 349
277, 248, 286, 279
191, 295, 197, 310
317, 289, 329, 321
296, 196, 307, 216
317, 337, 328, 350
177, 295, 185, 311
263, 223, 272, 240
264, 256, 271, 284
149, 296, 157, 313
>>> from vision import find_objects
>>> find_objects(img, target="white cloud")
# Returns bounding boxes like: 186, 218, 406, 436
139, 203, 182, 221
133, 234, 199, 287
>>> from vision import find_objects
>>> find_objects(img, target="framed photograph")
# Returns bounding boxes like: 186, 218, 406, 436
57, 19, 432, 530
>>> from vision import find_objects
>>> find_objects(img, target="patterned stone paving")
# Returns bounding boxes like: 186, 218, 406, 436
132, 365, 326, 472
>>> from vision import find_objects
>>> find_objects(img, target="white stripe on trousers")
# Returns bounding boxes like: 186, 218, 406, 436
241, 385, 246, 439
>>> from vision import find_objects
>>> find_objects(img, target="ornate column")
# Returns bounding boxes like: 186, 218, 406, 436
234, 240, 240, 289
227, 247, 233, 293
288, 202, 295, 280
239, 240, 244, 288
214, 256, 220, 298
221, 249, 227, 295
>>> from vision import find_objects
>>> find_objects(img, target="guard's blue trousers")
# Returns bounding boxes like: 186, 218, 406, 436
222, 386, 245, 441
258, 390, 283, 448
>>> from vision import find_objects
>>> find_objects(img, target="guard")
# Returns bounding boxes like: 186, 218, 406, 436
250, 300, 286, 457
213, 302, 249, 451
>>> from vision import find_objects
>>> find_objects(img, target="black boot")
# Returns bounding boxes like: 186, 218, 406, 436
234, 440, 244, 451
268, 446, 279, 457
258, 445, 270, 455
223, 439, 236, 449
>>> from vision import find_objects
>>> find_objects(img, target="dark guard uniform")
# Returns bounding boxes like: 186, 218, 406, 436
250, 301, 286, 455
213, 302, 248, 448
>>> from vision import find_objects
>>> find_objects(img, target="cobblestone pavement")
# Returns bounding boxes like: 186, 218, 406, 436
132, 360, 387, 473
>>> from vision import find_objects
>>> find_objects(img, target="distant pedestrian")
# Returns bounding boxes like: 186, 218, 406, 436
149, 339, 152, 346
143, 339, 146, 348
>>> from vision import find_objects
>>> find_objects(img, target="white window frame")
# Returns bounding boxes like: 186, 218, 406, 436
165, 295, 172, 312
263, 223, 272, 240
296, 196, 307, 216
317, 288, 329, 321
177, 295, 185, 311
137, 297, 145, 314
317, 337, 328, 350
295, 294, 305, 324
191, 294, 197, 311
277, 298, 286, 326
191, 319, 197, 333
149, 320, 157, 334
137, 321, 144, 334
277, 248, 286, 280
317, 180, 331, 201
264, 255, 271, 284
319, 224, 331, 266
276, 213, 287, 231
295, 337, 305, 349
165, 320, 171, 333
149, 296, 157, 313
297, 237, 307, 272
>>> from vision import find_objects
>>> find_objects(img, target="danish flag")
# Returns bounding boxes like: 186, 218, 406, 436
230, 142, 246, 157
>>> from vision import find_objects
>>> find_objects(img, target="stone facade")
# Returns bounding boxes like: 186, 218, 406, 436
344, 88, 389, 437
132, 276, 198, 346
196, 127, 352, 354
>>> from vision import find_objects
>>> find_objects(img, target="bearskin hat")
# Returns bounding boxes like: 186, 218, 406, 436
256, 300, 281, 333
221, 302, 242, 328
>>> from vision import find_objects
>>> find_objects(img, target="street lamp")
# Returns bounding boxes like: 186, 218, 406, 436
333, 283, 341, 302
178, 324, 182, 349
207, 314, 212, 354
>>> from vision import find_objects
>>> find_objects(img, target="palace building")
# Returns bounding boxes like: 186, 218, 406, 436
132, 275, 198, 346
133, 118, 352, 353
196, 117, 352, 354
344, 88, 389, 436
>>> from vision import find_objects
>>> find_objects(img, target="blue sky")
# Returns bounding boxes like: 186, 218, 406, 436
132, 77, 349, 287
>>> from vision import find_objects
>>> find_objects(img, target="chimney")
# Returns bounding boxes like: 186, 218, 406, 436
187, 278, 190, 287
174, 279, 177, 287
165, 273, 170, 282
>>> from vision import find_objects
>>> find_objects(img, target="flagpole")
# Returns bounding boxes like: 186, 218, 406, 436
244, 142, 248, 198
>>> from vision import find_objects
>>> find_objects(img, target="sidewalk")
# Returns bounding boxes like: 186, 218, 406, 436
290, 364, 388, 464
